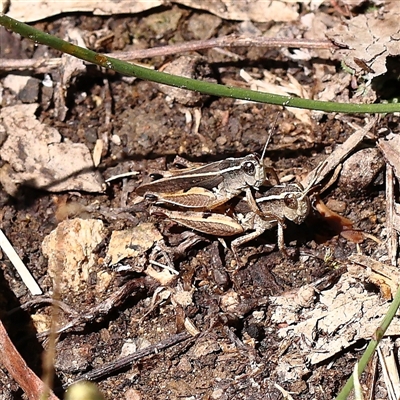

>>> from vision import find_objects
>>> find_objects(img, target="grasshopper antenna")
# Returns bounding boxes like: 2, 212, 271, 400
260, 112, 281, 187
260, 112, 280, 162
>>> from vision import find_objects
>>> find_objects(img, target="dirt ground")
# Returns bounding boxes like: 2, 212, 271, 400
0, 2, 399, 400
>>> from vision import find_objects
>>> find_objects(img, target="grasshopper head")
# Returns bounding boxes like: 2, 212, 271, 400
239, 155, 265, 187
239, 155, 278, 188
257, 183, 311, 224
281, 184, 311, 224
284, 162, 325, 223
257, 163, 324, 225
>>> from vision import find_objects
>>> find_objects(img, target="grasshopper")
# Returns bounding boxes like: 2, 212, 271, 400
149, 164, 323, 261
150, 182, 312, 260
136, 140, 279, 214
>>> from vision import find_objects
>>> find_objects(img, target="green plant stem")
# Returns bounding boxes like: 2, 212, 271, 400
336, 283, 400, 399
1, 13, 400, 114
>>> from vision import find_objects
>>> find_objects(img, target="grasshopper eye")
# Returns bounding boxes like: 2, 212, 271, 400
284, 193, 298, 209
242, 161, 256, 175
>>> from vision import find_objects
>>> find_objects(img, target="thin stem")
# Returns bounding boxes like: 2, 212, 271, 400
104, 36, 337, 60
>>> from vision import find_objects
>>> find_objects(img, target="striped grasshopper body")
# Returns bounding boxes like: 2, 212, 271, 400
150, 182, 312, 260
136, 154, 279, 213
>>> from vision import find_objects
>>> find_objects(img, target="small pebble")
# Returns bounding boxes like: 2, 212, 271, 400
325, 198, 347, 213
19, 77, 40, 103
187, 13, 221, 40
337, 148, 384, 194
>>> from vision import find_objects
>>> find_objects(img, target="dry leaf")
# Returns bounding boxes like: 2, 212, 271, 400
378, 133, 400, 181
0, 104, 104, 194
314, 197, 364, 243
7, 0, 299, 23
327, 5, 400, 78
272, 273, 400, 366
176, 0, 299, 22
349, 254, 400, 300
7, 0, 163, 22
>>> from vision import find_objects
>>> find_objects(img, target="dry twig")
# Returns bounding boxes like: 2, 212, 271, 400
37, 277, 158, 339
0, 35, 336, 72
0, 319, 59, 400
66, 331, 194, 387
301, 117, 377, 189
385, 166, 398, 266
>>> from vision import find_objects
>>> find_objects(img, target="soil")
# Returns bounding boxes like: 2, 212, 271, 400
0, 4, 398, 400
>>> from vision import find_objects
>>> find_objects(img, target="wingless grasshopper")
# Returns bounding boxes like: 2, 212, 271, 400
149, 165, 322, 261
136, 142, 279, 215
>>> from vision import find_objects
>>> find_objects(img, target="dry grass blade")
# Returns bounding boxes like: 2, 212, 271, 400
0, 229, 42, 295
378, 339, 400, 400
300, 117, 378, 189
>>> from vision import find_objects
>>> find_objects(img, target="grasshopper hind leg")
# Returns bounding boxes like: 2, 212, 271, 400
230, 227, 266, 269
